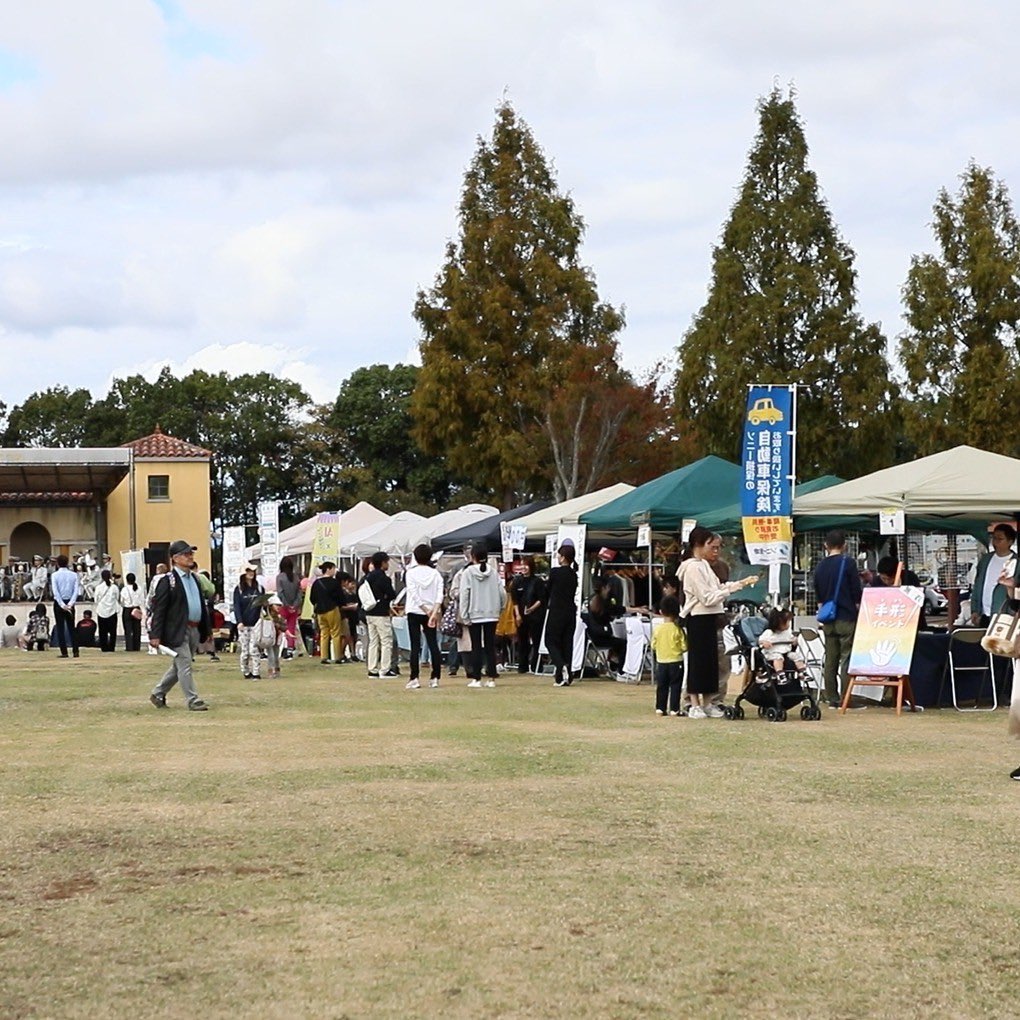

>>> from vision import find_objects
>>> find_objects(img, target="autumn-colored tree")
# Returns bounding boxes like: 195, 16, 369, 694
899, 162, 1020, 457
412, 103, 624, 506
674, 88, 899, 478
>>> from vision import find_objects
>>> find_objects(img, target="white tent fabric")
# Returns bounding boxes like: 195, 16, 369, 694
349, 503, 498, 559
793, 446, 1020, 519
338, 516, 396, 557
514, 483, 636, 540
245, 501, 389, 560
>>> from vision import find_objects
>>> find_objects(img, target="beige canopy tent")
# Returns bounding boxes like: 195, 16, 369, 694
245, 501, 389, 561
793, 446, 1020, 522
515, 483, 635, 547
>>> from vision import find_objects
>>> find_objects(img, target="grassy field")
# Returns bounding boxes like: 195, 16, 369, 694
1, 649, 1018, 1019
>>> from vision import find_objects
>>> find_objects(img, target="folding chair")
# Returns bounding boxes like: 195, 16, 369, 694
583, 637, 616, 678
947, 627, 998, 711
797, 626, 825, 689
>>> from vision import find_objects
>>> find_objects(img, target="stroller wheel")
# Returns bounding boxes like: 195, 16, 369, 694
721, 705, 734, 719
777, 708, 787, 722
757, 706, 766, 718
764, 706, 779, 721
800, 705, 811, 720
730, 704, 744, 720
810, 705, 823, 721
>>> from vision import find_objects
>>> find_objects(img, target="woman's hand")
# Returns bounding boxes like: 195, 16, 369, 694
742, 575, 759, 588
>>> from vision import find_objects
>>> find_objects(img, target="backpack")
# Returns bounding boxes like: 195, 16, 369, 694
255, 612, 278, 651
144, 571, 178, 633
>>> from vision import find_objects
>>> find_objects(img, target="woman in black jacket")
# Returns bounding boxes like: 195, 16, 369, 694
512, 557, 546, 674
545, 544, 579, 687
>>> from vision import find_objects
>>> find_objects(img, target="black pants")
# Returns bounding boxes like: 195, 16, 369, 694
545, 611, 576, 683
98, 613, 118, 652
53, 605, 78, 655
655, 661, 684, 714
122, 608, 142, 651
407, 612, 441, 680
468, 621, 498, 680
517, 611, 545, 673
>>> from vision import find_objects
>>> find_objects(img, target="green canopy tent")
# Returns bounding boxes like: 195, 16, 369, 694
579, 456, 742, 541
697, 475, 845, 536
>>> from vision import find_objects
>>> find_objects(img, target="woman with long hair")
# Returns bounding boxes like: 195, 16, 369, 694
94, 568, 121, 653
119, 572, 144, 651
459, 542, 507, 688
275, 556, 302, 658
233, 565, 265, 680
512, 557, 546, 673
546, 543, 579, 687
676, 527, 757, 718
403, 543, 444, 690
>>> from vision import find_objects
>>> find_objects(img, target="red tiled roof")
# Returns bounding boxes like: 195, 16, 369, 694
122, 426, 211, 459
0, 491, 93, 504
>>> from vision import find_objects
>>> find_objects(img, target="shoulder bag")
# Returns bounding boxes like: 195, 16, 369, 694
816, 556, 847, 624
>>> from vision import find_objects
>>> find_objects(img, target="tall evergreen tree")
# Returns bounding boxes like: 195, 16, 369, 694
674, 88, 898, 478
412, 103, 624, 506
899, 162, 1020, 457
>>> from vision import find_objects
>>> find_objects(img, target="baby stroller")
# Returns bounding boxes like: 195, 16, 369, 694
730, 615, 822, 722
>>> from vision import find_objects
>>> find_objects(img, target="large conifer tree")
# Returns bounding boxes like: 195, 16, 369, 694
674, 88, 898, 478
412, 103, 624, 506
899, 162, 1020, 457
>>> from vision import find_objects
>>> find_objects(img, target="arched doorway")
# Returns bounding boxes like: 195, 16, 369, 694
10, 521, 52, 562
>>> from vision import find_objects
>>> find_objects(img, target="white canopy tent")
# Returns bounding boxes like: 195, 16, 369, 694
793, 446, 1020, 521
349, 503, 498, 559
514, 483, 636, 542
338, 516, 400, 558
245, 501, 389, 560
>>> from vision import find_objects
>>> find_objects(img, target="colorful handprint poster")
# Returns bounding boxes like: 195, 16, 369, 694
848, 587, 923, 677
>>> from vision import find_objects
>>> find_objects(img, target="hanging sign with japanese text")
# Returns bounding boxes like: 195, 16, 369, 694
741, 385, 795, 565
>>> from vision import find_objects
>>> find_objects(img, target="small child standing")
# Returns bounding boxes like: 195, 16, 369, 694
758, 608, 807, 676
264, 597, 287, 679
652, 595, 687, 716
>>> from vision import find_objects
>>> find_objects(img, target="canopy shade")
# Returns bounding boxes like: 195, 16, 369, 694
513, 483, 636, 547
245, 501, 389, 560
579, 457, 742, 535
350, 504, 499, 558
697, 476, 844, 535
793, 446, 1020, 522
431, 500, 552, 552
0, 447, 131, 501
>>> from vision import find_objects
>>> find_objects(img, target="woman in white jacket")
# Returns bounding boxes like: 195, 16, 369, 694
403, 543, 444, 690
677, 528, 757, 718
93, 569, 122, 653
459, 542, 507, 688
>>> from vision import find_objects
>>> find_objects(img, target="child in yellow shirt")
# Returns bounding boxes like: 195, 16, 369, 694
652, 595, 687, 716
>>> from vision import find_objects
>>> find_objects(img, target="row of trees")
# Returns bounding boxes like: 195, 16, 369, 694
5, 91, 1020, 526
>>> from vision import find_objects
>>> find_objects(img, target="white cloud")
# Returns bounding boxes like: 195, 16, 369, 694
0, 0, 1019, 414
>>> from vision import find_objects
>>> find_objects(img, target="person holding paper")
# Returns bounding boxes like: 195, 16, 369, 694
148, 540, 211, 712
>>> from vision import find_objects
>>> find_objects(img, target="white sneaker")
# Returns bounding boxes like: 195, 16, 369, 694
655, 709, 665, 716
467, 679, 482, 688
484, 679, 496, 688
405, 678, 420, 690
688, 705, 707, 719
705, 704, 726, 718
428, 678, 439, 689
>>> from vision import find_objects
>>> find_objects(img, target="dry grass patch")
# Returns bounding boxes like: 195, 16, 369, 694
1, 651, 1018, 1018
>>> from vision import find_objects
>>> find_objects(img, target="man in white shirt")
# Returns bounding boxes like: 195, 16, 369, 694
970, 524, 1018, 626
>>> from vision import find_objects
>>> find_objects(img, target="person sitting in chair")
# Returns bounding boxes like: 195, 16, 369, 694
583, 577, 628, 671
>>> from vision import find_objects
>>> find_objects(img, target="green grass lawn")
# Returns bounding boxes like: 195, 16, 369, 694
1, 649, 1018, 1019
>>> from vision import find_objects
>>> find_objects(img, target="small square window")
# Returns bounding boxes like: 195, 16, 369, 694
148, 475, 170, 500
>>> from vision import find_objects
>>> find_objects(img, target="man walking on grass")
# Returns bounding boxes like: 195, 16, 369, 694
148, 539, 211, 712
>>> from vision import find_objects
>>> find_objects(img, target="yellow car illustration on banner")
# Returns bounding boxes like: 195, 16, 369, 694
747, 397, 784, 426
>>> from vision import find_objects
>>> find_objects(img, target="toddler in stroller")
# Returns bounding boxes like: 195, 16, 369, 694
730, 609, 822, 722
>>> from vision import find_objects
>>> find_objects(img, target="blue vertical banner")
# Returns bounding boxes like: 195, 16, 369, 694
741, 385, 795, 565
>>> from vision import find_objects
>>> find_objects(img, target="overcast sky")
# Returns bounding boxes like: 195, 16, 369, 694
1, 0, 1018, 409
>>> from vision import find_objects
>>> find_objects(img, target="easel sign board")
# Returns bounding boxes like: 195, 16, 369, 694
848, 587, 923, 677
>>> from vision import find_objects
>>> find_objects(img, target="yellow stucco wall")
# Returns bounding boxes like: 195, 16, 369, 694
0, 505, 97, 563
107, 458, 211, 567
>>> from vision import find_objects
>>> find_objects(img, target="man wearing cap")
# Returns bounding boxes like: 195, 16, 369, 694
148, 540, 211, 711
24, 555, 49, 601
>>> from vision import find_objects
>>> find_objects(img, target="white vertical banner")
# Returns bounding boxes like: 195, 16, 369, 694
120, 549, 144, 586
258, 500, 281, 590
222, 526, 246, 595
556, 523, 587, 671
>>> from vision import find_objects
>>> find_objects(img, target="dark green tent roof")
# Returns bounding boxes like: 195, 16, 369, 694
579, 456, 742, 534
697, 475, 844, 535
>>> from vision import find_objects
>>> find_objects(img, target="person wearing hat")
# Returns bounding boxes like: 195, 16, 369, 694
24, 555, 49, 601
233, 563, 265, 680
148, 540, 211, 711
